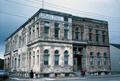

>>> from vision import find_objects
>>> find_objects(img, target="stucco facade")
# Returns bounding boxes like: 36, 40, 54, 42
4, 9, 110, 77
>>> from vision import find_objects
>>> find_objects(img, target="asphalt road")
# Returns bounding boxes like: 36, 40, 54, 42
5, 76, 120, 81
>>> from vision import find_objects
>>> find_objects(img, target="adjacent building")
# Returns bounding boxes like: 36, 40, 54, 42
110, 44, 120, 75
0, 58, 4, 70
4, 9, 110, 77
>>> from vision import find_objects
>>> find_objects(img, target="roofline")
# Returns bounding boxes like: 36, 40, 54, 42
5, 9, 41, 41
72, 16, 108, 24
110, 43, 120, 45
5, 8, 72, 41
83, 17, 108, 24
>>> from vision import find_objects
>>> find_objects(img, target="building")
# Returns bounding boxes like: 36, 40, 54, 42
110, 44, 120, 75
4, 9, 110, 77
0, 58, 4, 70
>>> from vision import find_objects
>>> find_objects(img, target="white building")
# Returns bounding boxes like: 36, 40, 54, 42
110, 44, 120, 75
4, 9, 111, 77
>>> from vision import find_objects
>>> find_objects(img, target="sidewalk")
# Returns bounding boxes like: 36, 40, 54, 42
10, 76, 81, 81
10, 75, 120, 81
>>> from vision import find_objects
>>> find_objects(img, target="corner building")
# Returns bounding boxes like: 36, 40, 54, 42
4, 9, 111, 77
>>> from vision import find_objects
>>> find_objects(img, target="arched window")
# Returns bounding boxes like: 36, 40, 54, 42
44, 49, 49, 65
97, 52, 101, 65
64, 50, 69, 65
54, 50, 59, 65
90, 52, 94, 66
104, 53, 107, 65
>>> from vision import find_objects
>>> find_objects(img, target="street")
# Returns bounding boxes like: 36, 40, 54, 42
5, 76, 120, 81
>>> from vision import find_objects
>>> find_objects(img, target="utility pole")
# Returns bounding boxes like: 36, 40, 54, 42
42, 0, 44, 9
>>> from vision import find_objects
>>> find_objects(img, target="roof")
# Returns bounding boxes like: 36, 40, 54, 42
111, 44, 120, 49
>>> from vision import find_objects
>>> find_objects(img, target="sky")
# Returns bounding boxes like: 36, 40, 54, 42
0, 0, 120, 59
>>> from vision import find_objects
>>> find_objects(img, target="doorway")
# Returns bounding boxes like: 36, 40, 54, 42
73, 47, 82, 72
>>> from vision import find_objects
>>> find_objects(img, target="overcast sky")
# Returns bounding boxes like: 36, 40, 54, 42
0, 0, 120, 58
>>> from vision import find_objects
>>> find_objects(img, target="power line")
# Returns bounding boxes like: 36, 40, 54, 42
5, 0, 120, 19
1, 0, 120, 23
26, 0, 120, 19
0, 8, 120, 24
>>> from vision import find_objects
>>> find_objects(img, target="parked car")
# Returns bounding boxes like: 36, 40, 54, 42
0, 70, 9, 80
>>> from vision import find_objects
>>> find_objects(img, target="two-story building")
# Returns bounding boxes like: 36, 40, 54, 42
4, 9, 110, 77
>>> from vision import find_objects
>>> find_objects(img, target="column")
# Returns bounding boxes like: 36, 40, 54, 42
50, 21, 55, 39
35, 24, 37, 39
40, 47, 44, 72
60, 47, 64, 66
69, 47, 73, 66
82, 47, 86, 68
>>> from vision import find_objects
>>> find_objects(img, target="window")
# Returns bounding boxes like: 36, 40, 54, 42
97, 52, 101, 65
32, 26, 35, 39
44, 21, 50, 26
64, 29, 68, 39
104, 53, 107, 65
64, 17, 68, 21
36, 15, 39, 20
33, 18, 35, 23
89, 28, 92, 41
18, 55, 20, 67
19, 36, 21, 48
36, 23, 39, 38
96, 30, 99, 42
54, 23, 60, 39
64, 23, 69, 39
90, 52, 94, 65
14, 35, 18, 49
44, 49, 49, 65
64, 23, 69, 29
29, 27, 31, 41
75, 27, 80, 40
37, 55, 39, 65
12, 57, 14, 68
44, 21, 49, 39
21, 28, 26, 46
102, 31, 106, 42
54, 50, 59, 65
33, 56, 35, 66
29, 52, 31, 67
64, 50, 69, 65
44, 27, 49, 38
33, 51, 35, 67
22, 36, 26, 46
14, 58, 17, 69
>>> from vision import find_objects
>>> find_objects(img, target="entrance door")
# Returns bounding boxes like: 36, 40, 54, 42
73, 58, 77, 72
73, 47, 82, 73
73, 54, 82, 72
